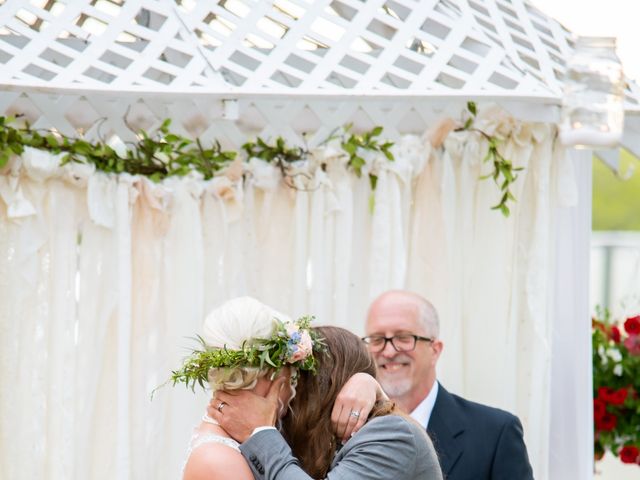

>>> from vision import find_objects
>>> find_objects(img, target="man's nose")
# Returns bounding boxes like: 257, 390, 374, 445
380, 339, 397, 358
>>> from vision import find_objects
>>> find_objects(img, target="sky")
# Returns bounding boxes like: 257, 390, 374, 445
531, 0, 640, 82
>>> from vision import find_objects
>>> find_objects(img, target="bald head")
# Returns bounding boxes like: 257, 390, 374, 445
366, 290, 440, 339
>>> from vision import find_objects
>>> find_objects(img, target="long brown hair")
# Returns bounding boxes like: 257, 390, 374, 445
281, 326, 397, 477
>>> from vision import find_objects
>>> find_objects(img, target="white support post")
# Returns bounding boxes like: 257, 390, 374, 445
549, 149, 593, 480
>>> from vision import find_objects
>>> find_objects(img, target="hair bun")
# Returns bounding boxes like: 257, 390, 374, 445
201, 296, 290, 349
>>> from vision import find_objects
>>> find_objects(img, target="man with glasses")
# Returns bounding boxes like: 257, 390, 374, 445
363, 290, 533, 480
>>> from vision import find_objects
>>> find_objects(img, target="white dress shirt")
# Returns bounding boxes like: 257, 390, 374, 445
409, 380, 439, 429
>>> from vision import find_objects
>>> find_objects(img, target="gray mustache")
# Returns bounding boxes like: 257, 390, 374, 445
377, 356, 412, 367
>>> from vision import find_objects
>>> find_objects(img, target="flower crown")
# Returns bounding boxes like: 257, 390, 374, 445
170, 315, 322, 392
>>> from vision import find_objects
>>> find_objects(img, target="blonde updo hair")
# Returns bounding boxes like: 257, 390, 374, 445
201, 296, 290, 392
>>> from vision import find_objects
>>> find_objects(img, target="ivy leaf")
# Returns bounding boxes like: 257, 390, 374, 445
149, 172, 164, 182
368, 192, 376, 214
46, 134, 59, 148
0, 148, 10, 168
371, 126, 383, 137
369, 173, 378, 190
9, 142, 24, 155
350, 155, 365, 177
160, 118, 172, 132
467, 101, 477, 116
341, 142, 356, 155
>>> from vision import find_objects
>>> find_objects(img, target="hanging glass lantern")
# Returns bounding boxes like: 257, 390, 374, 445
559, 36, 625, 149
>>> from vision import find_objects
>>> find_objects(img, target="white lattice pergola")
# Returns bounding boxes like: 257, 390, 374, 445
0, 0, 639, 160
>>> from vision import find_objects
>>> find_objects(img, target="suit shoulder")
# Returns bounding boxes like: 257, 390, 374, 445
447, 391, 521, 427
360, 414, 416, 436
353, 414, 429, 448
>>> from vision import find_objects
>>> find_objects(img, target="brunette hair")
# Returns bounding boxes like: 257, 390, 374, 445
281, 326, 397, 478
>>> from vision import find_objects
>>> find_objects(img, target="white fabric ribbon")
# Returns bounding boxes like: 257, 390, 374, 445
87, 172, 117, 228
0, 175, 36, 218
204, 176, 244, 222
136, 176, 172, 212
22, 147, 64, 182
247, 158, 280, 191
61, 161, 96, 188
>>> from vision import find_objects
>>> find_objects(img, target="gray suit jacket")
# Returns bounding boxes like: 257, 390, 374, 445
240, 415, 443, 480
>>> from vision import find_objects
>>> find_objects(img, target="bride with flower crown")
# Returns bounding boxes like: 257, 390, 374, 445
178, 296, 308, 480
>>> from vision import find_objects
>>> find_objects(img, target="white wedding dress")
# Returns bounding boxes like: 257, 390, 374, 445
181, 417, 241, 477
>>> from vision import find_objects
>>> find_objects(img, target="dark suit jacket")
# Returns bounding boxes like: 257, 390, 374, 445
427, 384, 534, 480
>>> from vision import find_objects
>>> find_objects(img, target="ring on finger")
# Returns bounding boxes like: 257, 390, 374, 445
217, 401, 227, 412
349, 410, 360, 418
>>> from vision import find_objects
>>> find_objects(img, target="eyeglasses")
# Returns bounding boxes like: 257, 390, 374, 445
361, 334, 434, 353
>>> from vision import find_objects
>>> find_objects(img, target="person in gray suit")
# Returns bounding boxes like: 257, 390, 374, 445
210, 326, 443, 480
364, 290, 534, 480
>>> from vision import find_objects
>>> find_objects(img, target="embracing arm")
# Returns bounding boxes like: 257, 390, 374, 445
209, 373, 383, 445
331, 373, 386, 443
490, 415, 534, 480
240, 416, 442, 480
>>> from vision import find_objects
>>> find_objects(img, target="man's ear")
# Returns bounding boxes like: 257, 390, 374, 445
432, 339, 444, 362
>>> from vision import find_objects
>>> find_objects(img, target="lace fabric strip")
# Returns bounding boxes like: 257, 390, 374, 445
182, 430, 242, 475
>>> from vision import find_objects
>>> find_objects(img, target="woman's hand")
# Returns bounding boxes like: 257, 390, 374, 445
331, 372, 384, 444
208, 375, 287, 443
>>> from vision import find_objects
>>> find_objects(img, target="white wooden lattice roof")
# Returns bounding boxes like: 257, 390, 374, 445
2, 0, 640, 163
0, 0, 637, 105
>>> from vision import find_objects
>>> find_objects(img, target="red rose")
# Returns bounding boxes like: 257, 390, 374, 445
609, 387, 628, 405
610, 325, 621, 343
598, 386, 615, 403
593, 398, 606, 421
624, 334, 640, 356
596, 412, 617, 431
619, 445, 640, 464
624, 315, 640, 335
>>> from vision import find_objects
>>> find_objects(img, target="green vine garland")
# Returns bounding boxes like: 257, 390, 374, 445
456, 101, 523, 216
0, 109, 518, 216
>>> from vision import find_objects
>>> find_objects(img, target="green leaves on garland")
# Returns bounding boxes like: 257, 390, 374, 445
0, 116, 25, 168
0, 117, 237, 181
242, 136, 305, 165
0, 110, 521, 216
0, 115, 394, 189
457, 101, 523, 217
340, 124, 394, 177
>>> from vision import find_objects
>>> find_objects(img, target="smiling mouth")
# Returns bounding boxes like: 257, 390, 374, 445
380, 362, 409, 372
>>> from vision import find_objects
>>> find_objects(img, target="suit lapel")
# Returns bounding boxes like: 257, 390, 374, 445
427, 385, 465, 476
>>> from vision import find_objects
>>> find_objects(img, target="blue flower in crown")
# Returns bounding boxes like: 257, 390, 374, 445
285, 321, 313, 363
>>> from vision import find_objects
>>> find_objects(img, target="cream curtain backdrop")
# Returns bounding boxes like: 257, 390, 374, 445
0, 115, 586, 479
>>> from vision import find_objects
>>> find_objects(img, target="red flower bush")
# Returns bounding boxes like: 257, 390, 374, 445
593, 310, 640, 466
